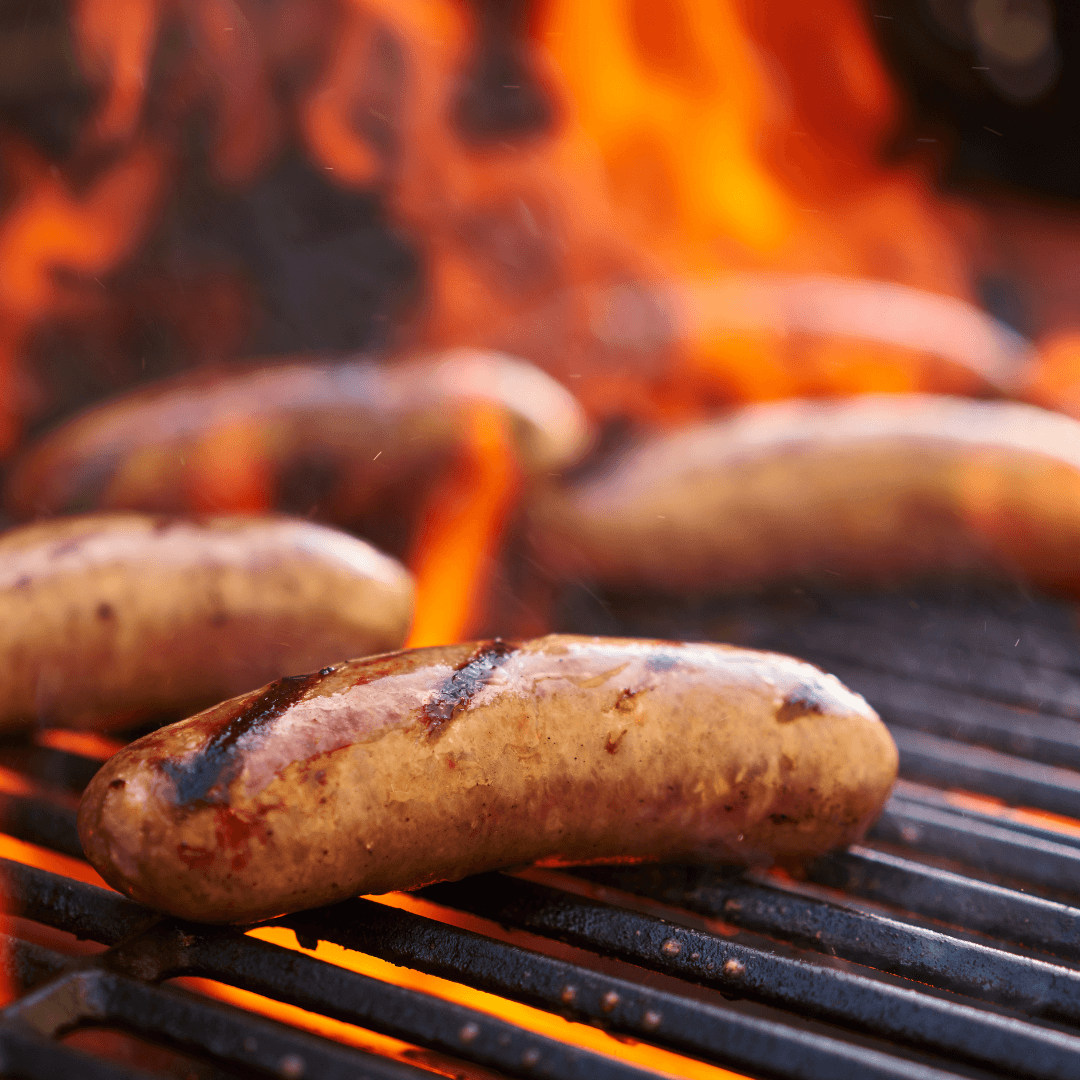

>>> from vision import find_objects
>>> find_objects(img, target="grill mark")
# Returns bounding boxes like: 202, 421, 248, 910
421, 639, 518, 739
164, 672, 320, 806
775, 684, 828, 724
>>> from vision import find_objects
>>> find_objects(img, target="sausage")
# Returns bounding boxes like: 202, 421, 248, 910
6, 349, 591, 527
527, 394, 1080, 596
0, 513, 413, 731
78, 634, 896, 923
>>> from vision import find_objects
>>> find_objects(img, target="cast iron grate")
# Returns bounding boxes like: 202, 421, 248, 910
6, 586, 1080, 1079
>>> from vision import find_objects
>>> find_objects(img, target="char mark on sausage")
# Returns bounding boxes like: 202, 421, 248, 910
421, 639, 518, 738
775, 684, 828, 724
165, 672, 320, 806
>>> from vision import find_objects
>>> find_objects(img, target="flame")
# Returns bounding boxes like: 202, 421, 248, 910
406, 404, 522, 646
944, 788, 1080, 842
73, 0, 159, 146
528, 0, 987, 407
289, 0, 987, 425
0, 1, 1069, 1072
34, 729, 125, 761
0, 140, 167, 451
0, 833, 109, 889
186, 419, 274, 514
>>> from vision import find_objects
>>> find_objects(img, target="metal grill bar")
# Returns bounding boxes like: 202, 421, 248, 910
567, 865, 1080, 1021
0, 738, 103, 794
0, 792, 84, 860
0, 864, 677, 1080
768, 620, 1080, 718
806, 663, 1080, 771
870, 797, 1080, 894
0, 932, 68, 993
8, 963, 435, 1080
888, 727, 1080, 819
0, 1024, 161, 1080
419, 875, 1080, 1080
277, 895, 966, 1080
809, 848, 1080, 964
0, 858, 157, 944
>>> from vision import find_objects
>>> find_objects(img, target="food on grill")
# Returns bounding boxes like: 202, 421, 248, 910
0, 513, 413, 731
78, 633, 896, 923
527, 394, 1080, 595
6, 349, 591, 524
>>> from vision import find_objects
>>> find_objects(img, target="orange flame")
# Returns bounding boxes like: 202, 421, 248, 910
406, 404, 522, 646
0, 140, 167, 451
186, 419, 274, 514
943, 788, 1080, 842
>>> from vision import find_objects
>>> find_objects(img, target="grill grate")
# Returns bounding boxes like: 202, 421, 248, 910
6, 587, 1080, 1079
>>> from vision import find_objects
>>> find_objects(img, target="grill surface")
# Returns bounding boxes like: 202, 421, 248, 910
5, 585, 1080, 1079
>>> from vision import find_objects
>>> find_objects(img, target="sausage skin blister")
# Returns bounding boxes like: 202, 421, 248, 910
527, 394, 1080, 595
0, 513, 413, 730
79, 634, 897, 923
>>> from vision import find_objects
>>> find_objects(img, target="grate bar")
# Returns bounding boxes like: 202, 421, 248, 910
0, 933, 69, 995
420, 874, 1080, 1080
887, 727, 1080, 821
0, 1022, 160, 1080
279, 896, 968, 1080
0, 858, 159, 945
0, 793, 84, 861
6, 967, 435, 1080
0, 865, 680, 1080
770, 619, 1080, 719
871, 797, 1080, 894
782, 598, 1080, 673
0, 739, 103, 794
808, 848, 1080, 963
890, 782, 1080, 852
814, 661, 1080, 772
98, 919, 671, 1080
567, 864, 1080, 1023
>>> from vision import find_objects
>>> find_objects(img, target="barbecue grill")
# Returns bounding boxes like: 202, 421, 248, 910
4, 584, 1080, 1080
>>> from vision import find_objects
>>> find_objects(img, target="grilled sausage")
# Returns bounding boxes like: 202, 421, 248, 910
78, 634, 896, 923
527, 394, 1080, 596
6, 349, 591, 526
0, 513, 413, 731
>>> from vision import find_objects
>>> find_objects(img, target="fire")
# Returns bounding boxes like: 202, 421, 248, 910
0, 139, 166, 451
944, 788, 1080, 841
0, 0, 1062, 642
186, 419, 274, 514
1, 0, 1077, 1073
34, 729, 125, 761
406, 404, 522, 647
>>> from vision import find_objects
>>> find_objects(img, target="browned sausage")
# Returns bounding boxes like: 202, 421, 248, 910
527, 394, 1080, 596
6, 349, 591, 527
0, 513, 413, 731
78, 634, 896, 923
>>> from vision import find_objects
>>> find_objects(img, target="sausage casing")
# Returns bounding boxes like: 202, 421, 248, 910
0, 513, 413, 730
527, 394, 1080, 595
6, 349, 591, 526
79, 634, 896, 923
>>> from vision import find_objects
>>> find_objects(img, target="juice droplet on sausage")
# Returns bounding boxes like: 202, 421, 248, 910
164, 672, 320, 806
421, 639, 518, 739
